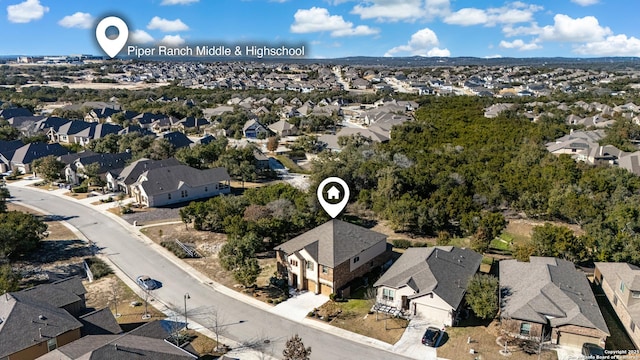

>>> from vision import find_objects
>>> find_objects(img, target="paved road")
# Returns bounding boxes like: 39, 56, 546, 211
8, 185, 411, 360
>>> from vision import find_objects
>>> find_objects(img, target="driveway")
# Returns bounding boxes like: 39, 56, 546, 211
555, 345, 585, 360
392, 319, 439, 360
270, 290, 329, 321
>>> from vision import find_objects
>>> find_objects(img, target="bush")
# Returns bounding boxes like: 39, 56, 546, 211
120, 204, 133, 214
392, 239, 412, 249
161, 241, 187, 258
72, 185, 88, 193
85, 257, 113, 279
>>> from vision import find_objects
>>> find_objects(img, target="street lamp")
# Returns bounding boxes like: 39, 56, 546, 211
184, 293, 190, 330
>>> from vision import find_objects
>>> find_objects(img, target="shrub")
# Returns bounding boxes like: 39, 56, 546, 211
72, 185, 88, 193
392, 239, 412, 249
85, 257, 113, 279
120, 204, 133, 214
161, 241, 187, 258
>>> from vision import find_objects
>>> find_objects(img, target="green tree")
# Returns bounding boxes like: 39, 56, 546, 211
219, 233, 261, 287
32, 155, 65, 182
283, 334, 312, 360
80, 162, 104, 187
465, 274, 499, 320
531, 223, 584, 262
0, 184, 9, 213
0, 211, 48, 258
0, 264, 19, 294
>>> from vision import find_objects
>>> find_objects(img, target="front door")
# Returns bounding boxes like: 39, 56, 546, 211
402, 296, 409, 310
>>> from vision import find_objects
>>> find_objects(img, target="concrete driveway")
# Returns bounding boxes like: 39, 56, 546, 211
270, 290, 329, 321
393, 319, 439, 360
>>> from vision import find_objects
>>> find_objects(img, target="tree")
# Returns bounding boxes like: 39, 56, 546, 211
465, 274, 499, 320
531, 223, 584, 261
80, 162, 104, 187
219, 233, 261, 287
283, 334, 311, 360
0, 211, 48, 258
266, 136, 279, 152
0, 184, 9, 213
32, 155, 65, 182
0, 264, 19, 294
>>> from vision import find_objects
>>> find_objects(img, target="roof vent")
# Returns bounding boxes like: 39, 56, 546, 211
39, 315, 46, 321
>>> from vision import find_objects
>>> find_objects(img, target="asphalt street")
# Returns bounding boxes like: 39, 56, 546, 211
8, 185, 413, 360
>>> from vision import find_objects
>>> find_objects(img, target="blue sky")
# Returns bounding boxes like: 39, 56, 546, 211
0, 0, 639, 58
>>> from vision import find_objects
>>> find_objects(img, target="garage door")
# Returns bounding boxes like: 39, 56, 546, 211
415, 304, 450, 326
558, 332, 595, 348
320, 283, 333, 296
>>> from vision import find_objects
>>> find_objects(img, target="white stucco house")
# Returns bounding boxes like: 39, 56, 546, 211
373, 246, 482, 326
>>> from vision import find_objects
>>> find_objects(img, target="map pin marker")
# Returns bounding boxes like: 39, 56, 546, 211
96, 16, 129, 58
317, 177, 350, 218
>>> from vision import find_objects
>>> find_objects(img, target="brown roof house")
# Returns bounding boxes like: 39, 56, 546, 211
373, 246, 482, 326
500, 257, 609, 349
594, 262, 640, 348
275, 219, 392, 297
0, 277, 87, 360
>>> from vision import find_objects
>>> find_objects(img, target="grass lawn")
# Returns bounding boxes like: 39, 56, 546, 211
437, 318, 558, 360
490, 237, 511, 251
274, 155, 310, 174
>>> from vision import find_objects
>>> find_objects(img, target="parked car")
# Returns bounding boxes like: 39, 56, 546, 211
136, 275, 159, 290
582, 343, 605, 357
421, 326, 441, 347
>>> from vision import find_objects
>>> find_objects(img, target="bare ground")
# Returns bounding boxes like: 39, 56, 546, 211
504, 218, 585, 244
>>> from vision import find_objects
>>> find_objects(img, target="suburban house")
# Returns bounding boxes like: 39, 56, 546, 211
106, 157, 181, 194
39, 320, 198, 360
159, 131, 194, 149
373, 246, 482, 326
594, 262, 640, 348
0, 277, 86, 360
11, 142, 70, 174
500, 257, 609, 348
131, 164, 231, 207
63, 152, 132, 185
268, 119, 298, 136
275, 219, 393, 297
0, 139, 25, 173
243, 119, 269, 138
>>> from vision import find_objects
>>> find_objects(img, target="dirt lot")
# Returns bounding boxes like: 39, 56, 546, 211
504, 218, 584, 244
140, 223, 283, 302
84, 274, 166, 324
437, 318, 558, 360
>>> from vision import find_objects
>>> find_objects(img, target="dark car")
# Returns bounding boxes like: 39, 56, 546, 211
136, 275, 159, 290
582, 343, 605, 357
421, 326, 441, 347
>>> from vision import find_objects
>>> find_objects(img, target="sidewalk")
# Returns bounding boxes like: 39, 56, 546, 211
8, 177, 442, 359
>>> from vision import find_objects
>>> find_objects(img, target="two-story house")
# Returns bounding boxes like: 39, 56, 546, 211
594, 262, 640, 348
275, 219, 393, 297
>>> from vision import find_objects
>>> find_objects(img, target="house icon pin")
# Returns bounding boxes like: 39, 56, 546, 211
326, 185, 341, 200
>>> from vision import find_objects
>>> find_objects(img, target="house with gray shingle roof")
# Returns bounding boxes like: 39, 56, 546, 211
131, 164, 230, 207
373, 246, 482, 326
275, 219, 392, 296
106, 157, 181, 194
500, 257, 609, 349
268, 119, 298, 137
594, 262, 640, 348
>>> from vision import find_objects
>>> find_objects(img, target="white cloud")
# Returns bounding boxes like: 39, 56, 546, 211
571, 0, 599, 5
58, 12, 94, 29
161, 0, 198, 4
484, 54, 503, 58
7, 0, 48, 23
130, 30, 155, 44
499, 38, 541, 50
539, 14, 611, 42
160, 35, 186, 47
444, 3, 541, 27
351, 0, 450, 22
147, 16, 189, 32
290, 7, 378, 37
575, 34, 640, 56
385, 27, 450, 57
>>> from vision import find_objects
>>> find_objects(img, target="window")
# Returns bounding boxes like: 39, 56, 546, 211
289, 259, 298, 267
520, 323, 531, 336
632, 321, 636, 332
322, 265, 329, 274
382, 288, 395, 301
205, 186, 208, 192
614, 295, 619, 305
306, 261, 314, 270
47, 338, 57, 352
621, 281, 626, 293
168, 193, 172, 200
353, 256, 360, 264
633, 291, 640, 299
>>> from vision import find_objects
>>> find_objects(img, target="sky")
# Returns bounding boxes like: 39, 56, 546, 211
0, 0, 639, 59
